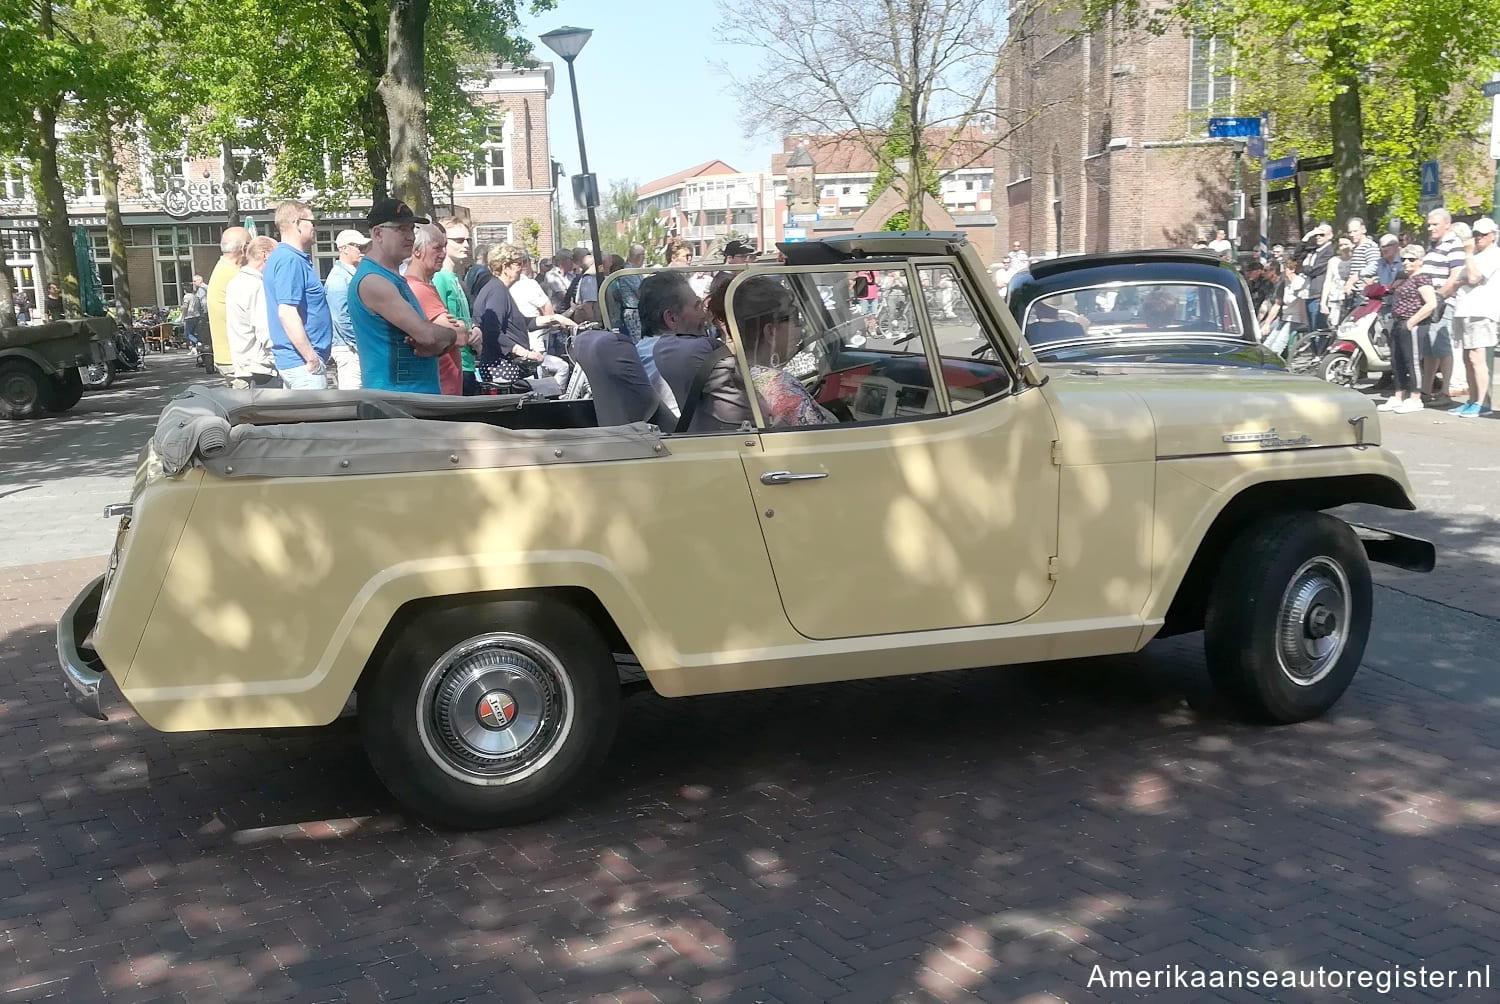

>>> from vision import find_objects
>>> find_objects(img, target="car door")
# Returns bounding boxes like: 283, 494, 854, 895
729, 262, 1061, 641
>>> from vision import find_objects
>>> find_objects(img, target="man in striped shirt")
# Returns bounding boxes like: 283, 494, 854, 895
1419, 208, 1467, 400
1344, 217, 1380, 303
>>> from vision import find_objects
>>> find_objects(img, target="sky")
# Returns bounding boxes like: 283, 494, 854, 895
518, 0, 778, 193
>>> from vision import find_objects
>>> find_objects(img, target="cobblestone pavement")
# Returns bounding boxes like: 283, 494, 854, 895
2, 375, 1498, 1002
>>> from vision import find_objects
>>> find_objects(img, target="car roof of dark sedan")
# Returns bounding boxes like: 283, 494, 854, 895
1024, 249, 1226, 279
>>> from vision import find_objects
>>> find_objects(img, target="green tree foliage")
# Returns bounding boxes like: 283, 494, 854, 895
866, 97, 941, 208
1082, 0, 1500, 225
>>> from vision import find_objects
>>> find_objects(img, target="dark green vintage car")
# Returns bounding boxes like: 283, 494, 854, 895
0, 317, 117, 419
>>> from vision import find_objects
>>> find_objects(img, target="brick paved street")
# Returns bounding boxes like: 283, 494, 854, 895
2, 372, 1499, 1002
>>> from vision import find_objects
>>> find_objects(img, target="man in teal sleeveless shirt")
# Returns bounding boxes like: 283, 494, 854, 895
348, 200, 463, 393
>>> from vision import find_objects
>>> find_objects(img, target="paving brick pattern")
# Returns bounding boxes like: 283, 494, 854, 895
3, 554, 1498, 1003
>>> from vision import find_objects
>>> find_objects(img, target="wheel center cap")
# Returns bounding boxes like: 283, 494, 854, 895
1306, 604, 1337, 639
475, 690, 518, 729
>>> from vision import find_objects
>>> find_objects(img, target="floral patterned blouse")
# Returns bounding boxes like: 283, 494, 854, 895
751, 366, 835, 427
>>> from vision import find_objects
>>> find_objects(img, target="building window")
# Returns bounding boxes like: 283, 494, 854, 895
2, 161, 28, 201
81, 159, 103, 198
153, 226, 196, 309
4, 229, 39, 307
1188, 32, 1233, 126
473, 120, 507, 188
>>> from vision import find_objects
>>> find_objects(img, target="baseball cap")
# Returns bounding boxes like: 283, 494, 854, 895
366, 199, 428, 227
1474, 218, 1498, 236
1379, 234, 1399, 247
722, 238, 757, 258
335, 229, 371, 248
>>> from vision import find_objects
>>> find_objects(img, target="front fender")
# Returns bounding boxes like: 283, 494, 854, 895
1144, 446, 1416, 624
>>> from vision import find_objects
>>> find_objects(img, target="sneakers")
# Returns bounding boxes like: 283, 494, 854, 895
1455, 403, 1494, 418
1395, 397, 1425, 413
1448, 401, 1473, 414
1377, 397, 1401, 412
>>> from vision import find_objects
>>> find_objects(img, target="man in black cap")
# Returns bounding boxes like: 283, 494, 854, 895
722, 238, 757, 265
347, 199, 464, 393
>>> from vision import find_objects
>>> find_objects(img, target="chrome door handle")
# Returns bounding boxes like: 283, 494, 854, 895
760, 470, 829, 485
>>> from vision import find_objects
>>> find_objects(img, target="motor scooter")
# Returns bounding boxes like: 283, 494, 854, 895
1318, 283, 1392, 388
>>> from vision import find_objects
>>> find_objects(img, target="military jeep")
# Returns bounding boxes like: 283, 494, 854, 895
1, 317, 117, 419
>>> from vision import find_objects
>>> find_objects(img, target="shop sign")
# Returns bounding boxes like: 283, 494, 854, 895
162, 179, 271, 218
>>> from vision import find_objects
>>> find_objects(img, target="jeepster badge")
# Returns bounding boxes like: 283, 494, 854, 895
477, 691, 518, 729
1221, 428, 1313, 448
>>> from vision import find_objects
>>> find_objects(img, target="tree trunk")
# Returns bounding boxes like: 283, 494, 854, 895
31, 103, 79, 318
98, 116, 132, 317
220, 138, 241, 228
1328, 34, 1367, 226
0, 260, 13, 326
907, 88, 925, 229
380, 0, 433, 217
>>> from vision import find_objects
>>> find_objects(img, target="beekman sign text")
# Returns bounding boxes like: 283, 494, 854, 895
161, 178, 270, 218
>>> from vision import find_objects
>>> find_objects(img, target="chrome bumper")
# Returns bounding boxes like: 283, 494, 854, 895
57, 575, 108, 720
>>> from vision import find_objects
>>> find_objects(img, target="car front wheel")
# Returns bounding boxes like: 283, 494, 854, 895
359, 599, 621, 829
1204, 512, 1372, 723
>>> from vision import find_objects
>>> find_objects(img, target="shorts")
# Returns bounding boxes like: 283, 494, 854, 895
1416, 318, 1452, 359
1454, 316, 1499, 350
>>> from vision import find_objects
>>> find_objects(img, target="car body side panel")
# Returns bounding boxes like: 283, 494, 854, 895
91, 471, 204, 688
111, 437, 795, 730
1142, 446, 1416, 626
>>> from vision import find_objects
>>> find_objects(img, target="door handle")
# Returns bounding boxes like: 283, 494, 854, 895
760, 470, 829, 485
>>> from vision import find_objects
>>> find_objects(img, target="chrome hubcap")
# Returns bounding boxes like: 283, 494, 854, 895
416, 633, 574, 785
1275, 558, 1351, 686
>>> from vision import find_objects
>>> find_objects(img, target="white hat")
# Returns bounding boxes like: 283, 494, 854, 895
335, 229, 372, 248
1474, 217, 1498, 236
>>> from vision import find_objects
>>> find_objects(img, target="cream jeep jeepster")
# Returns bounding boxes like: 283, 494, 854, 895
59, 233, 1434, 829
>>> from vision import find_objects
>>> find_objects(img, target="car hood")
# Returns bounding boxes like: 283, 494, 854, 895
1030, 337, 1283, 369
1044, 362, 1379, 457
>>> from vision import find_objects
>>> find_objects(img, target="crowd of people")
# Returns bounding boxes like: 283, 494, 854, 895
1240, 208, 1496, 416
195, 201, 815, 429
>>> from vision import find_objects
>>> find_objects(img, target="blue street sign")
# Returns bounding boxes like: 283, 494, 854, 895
1484, 80, 1500, 98
1420, 160, 1441, 198
1264, 156, 1297, 182
1207, 116, 1262, 138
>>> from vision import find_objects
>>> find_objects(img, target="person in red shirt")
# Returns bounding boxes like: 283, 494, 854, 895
406, 223, 479, 394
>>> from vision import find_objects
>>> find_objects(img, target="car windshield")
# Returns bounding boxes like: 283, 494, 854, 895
1023, 282, 1245, 348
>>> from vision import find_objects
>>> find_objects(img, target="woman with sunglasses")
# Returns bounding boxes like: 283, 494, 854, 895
732, 276, 834, 427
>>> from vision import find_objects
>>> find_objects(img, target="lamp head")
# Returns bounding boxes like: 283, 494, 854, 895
539, 26, 593, 62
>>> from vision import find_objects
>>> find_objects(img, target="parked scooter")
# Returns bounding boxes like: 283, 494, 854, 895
1318, 283, 1392, 388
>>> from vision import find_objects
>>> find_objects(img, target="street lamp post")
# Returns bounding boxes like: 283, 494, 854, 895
540, 26, 603, 265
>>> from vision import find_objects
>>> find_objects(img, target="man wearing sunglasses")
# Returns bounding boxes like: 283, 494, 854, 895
347, 199, 462, 394
264, 200, 335, 389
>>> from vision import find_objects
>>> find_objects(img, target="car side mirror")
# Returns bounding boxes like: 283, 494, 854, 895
852, 276, 870, 298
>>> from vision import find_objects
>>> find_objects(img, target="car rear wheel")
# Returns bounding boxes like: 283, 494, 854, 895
0, 358, 52, 419
1203, 512, 1372, 723
49, 368, 84, 411
359, 599, 620, 829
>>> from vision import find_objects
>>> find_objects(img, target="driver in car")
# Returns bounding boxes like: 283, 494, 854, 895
1140, 287, 1180, 328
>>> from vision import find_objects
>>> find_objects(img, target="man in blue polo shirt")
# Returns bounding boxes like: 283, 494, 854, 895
264, 199, 334, 389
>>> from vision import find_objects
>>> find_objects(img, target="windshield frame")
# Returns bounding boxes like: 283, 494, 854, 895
1020, 278, 1253, 355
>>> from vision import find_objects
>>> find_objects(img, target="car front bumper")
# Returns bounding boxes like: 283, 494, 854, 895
57, 574, 108, 720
